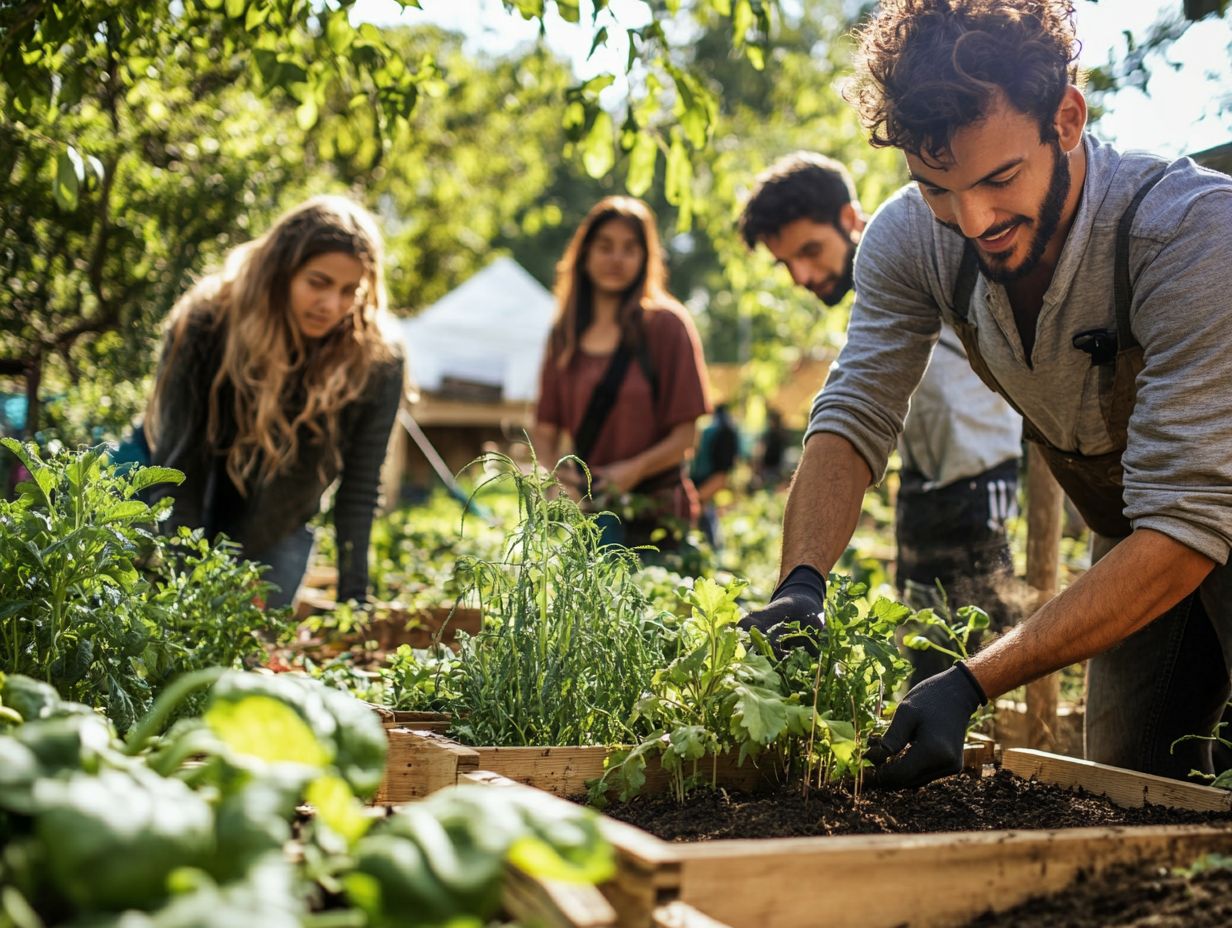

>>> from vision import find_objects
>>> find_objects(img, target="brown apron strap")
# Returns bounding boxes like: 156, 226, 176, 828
941, 164, 1168, 537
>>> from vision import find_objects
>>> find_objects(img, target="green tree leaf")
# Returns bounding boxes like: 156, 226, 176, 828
625, 130, 657, 196
54, 147, 82, 211
580, 109, 615, 178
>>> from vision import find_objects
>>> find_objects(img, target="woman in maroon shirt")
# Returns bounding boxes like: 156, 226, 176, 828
533, 196, 710, 551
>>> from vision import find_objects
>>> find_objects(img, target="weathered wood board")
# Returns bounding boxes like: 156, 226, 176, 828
376, 730, 993, 805
375, 730, 779, 804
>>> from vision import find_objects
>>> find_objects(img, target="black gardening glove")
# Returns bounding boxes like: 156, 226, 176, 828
866, 662, 987, 789
738, 565, 827, 654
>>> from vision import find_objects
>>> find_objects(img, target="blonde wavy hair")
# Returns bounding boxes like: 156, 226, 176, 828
147, 194, 395, 490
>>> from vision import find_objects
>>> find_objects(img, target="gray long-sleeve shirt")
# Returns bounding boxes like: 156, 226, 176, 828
898, 322, 1022, 490
808, 135, 1232, 564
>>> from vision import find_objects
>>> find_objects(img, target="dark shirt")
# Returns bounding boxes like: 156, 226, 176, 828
147, 314, 404, 601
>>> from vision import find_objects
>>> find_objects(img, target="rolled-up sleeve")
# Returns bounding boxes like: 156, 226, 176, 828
1123, 189, 1232, 564
805, 192, 943, 481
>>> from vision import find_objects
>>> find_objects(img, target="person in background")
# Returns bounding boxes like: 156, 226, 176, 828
740, 151, 1023, 684
533, 196, 710, 552
145, 195, 405, 609
753, 408, 790, 491
691, 403, 741, 551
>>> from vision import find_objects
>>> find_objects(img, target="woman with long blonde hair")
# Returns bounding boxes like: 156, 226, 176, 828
146, 195, 405, 607
533, 196, 710, 551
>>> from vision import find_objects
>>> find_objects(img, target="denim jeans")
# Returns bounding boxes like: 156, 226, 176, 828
1085, 534, 1232, 778
256, 525, 316, 610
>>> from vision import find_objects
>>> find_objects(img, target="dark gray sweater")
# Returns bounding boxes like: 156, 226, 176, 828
148, 313, 404, 601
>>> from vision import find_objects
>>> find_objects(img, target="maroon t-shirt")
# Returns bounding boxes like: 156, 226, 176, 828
536, 301, 711, 482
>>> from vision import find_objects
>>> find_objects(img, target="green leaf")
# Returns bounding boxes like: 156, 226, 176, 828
325, 9, 355, 53
586, 25, 608, 60
732, 684, 787, 744
871, 597, 912, 626
665, 132, 693, 228
667, 724, 709, 761
305, 775, 370, 844
507, 832, 613, 884
128, 466, 184, 492
244, 3, 270, 30
580, 110, 615, 178
296, 96, 318, 131
625, 131, 657, 197
54, 147, 82, 211
204, 694, 331, 769
225, 0, 246, 19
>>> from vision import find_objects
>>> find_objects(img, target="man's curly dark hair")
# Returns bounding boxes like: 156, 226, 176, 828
739, 152, 859, 249
847, 0, 1082, 163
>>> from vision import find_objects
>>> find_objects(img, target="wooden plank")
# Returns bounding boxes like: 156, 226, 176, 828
370, 605, 483, 650
962, 734, 995, 768
653, 902, 733, 928
1003, 747, 1232, 813
375, 729, 479, 803
673, 825, 1232, 928
381, 731, 779, 803
470, 746, 611, 798
993, 699, 1084, 757
368, 704, 452, 732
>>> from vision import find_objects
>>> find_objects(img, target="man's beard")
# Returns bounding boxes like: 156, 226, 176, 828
944, 139, 1071, 284
815, 238, 857, 306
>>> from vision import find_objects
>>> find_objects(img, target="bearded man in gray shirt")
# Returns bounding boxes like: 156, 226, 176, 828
740, 0, 1232, 788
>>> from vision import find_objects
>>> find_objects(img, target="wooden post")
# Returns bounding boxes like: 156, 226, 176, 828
1024, 443, 1063, 751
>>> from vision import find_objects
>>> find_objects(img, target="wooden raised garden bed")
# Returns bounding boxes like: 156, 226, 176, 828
372, 728, 995, 811
464, 750, 1232, 928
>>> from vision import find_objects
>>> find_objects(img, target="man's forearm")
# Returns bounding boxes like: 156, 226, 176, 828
779, 432, 873, 583
968, 528, 1215, 698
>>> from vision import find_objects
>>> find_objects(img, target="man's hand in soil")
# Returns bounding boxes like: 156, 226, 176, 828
738, 564, 827, 654
866, 663, 987, 789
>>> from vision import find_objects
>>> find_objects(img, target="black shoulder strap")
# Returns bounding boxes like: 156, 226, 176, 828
635, 342, 658, 405
951, 241, 980, 323
1113, 165, 1169, 352
573, 345, 635, 464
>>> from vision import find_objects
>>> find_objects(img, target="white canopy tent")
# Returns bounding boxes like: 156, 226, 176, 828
397, 256, 555, 402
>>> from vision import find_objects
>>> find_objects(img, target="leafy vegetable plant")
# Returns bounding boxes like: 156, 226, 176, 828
0, 668, 613, 928
0, 440, 276, 730
596, 574, 916, 803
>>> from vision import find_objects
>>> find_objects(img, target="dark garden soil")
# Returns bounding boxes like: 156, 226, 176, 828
963, 860, 1232, 927
602, 769, 1232, 841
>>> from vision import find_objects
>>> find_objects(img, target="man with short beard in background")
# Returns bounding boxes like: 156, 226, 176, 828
740, 152, 1023, 687
740, 0, 1232, 788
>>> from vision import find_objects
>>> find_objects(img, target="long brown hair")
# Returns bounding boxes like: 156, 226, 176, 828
548, 196, 670, 368
147, 194, 395, 490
